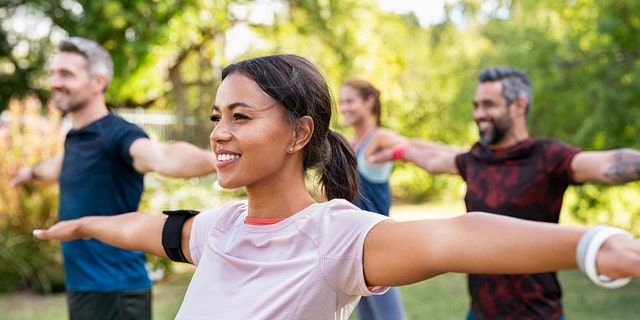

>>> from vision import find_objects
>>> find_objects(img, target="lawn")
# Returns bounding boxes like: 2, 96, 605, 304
2, 201, 638, 319
2, 269, 638, 320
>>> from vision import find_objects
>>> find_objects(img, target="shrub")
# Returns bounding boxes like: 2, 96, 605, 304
0, 97, 66, 293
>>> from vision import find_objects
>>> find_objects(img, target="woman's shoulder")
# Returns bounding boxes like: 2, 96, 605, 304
311, 199, 390, 224
199, 199, 248, 214
195, 200, 248, 227
309, 200, 391, 256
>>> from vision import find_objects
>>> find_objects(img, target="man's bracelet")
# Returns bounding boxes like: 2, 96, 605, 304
576, 225, 634, 289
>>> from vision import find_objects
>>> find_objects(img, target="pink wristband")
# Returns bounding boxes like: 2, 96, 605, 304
391, 144, 410, 161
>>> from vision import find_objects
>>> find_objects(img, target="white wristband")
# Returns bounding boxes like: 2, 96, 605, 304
576, 225, 633, 289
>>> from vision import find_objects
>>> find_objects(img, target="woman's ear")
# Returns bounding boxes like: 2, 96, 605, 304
290, 116, 314, 152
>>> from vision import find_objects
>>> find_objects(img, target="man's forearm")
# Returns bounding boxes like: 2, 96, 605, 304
604, 148, 640, 183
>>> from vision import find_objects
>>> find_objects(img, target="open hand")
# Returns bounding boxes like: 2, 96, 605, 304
597, 233, 640, 281
33, 220, 88, 242
10, 166, 33, 186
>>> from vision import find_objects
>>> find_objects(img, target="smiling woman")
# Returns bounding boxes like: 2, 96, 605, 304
339, 78, 409, 319
210, 74, 309, 193
31, 53, 640, 320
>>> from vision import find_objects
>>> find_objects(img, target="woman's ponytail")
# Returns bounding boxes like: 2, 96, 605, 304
320, 130, 360, 201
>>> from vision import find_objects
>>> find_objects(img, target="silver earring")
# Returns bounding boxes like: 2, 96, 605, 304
288, 146, 294, 153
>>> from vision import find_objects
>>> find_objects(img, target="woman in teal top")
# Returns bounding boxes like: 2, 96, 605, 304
339, 78, 409, 320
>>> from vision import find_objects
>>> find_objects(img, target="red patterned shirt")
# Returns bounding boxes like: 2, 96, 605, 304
455, 138, 581, 320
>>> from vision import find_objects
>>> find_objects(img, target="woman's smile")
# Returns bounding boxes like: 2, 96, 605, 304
215, 151, 240, 168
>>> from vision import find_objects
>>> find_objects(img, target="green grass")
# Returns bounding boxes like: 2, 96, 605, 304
0, 271, 192, 320
2, 270, 638, 319
399, 270, 640, 319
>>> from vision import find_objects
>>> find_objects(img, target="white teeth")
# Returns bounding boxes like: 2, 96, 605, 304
217, 154, 239, 162
478, 122, 491, 130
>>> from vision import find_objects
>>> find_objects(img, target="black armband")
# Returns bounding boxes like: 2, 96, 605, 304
161, 209, 200, 263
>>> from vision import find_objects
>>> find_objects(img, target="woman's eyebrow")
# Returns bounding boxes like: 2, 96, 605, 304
211, 102, 256, 112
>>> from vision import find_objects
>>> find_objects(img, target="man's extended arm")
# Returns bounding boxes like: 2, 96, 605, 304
129, 139, 217, 178
11, 153, 64, 185
571, 148, 640, 184
369, 138, 465, 175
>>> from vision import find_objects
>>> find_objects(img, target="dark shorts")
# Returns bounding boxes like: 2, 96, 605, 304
67, 289, 151, 320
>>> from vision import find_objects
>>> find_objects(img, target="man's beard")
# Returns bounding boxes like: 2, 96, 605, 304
54, 94, 88, 113
478, 115, 511, 146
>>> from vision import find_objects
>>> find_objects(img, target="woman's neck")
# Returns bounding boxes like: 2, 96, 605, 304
352, 121, 377, 150
245, 175, 316, 219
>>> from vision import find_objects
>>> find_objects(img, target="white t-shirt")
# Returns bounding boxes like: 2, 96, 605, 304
176, 198, 390, 320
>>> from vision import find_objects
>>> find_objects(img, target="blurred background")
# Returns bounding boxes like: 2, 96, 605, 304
1, 0, 639, 310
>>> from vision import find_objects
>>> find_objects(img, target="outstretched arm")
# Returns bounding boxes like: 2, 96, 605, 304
368, 138, 465, 175
363, 212, 640, 287
11, 153, 64, 185
363, 128, 409, 157
571, 148, 640, 184
130, 138, 217, 178
33, 212, 195, 263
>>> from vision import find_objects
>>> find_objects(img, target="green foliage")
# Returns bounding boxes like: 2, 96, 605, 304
139, 174, 235, 214
0, 4, 54, 112
389, 164, 465, 203
0, 97, 65, 293
562, 184, 640, 235
2, 1, 640, 292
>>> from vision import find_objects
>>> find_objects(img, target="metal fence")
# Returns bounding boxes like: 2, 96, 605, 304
113, 108, 212, 148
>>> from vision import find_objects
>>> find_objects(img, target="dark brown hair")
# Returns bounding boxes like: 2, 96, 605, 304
221, 54, 360, 201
